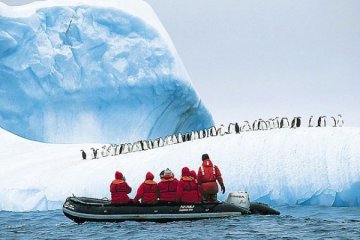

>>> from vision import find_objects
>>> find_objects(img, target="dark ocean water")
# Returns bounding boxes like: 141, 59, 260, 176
1, 206, 360, 239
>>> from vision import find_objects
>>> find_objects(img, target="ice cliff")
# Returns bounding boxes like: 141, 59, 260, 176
1, 127, 360, 211
0, 0, 213, 143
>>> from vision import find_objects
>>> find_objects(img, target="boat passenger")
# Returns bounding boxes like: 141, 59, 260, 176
133, 172, 158, 205
190, 170, 198, 183
197, 153, 225, 203
110, 171, 132, 204
158, 168, 178, 203
176, 167, 200, 204
159, 170, 165, 180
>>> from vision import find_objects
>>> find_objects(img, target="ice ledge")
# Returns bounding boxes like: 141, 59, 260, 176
1, 127, 360, 211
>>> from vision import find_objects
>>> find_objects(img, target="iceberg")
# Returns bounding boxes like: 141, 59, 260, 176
1, 0, 359, 213
1, 126, 360, 211
0, 0, 213, 143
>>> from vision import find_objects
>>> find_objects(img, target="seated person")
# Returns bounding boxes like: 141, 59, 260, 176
158, 168, 178, 203
110, 171, 132, 204
190, 170, 198, 183
133, 172, 158, 205
176, 167, 200, 204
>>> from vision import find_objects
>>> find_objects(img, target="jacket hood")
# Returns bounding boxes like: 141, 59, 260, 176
181, 167, 190, 177
190, 170, 197, 179
146, 172, 154, 180
115, 171, 123, 180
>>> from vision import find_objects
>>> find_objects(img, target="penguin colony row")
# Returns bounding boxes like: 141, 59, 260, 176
80, 114, 344, 160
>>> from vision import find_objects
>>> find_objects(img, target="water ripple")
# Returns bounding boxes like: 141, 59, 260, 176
1, 206, 360, 239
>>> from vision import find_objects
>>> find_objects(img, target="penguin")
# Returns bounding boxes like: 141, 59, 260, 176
125, 143, 132, 153
330, 116, 337, 127
280, 117, 289, 128
257, 119, 262, 131
259, 119, 267, 130
90, 148, 99, 159
210, 126, 217, 136
152, 139, 159, 149
242, 121, 251, 131
317, 116, 322, 127
104, 145, 112, 156
185, 133, 190, 141
195, 131, 200, 140
201, 129, 207, 138
131, 143, 138, 152
308, 115, 314, 127
263, 120, 270, 130
266, 120, 272, 129
101, 145, 109, 157
228, 123, 236, 134
218, 124, 226, 136
177, 133, 183, 143
133, 142, 142, 152
164, 135, 172, 145
127, 143, 133, 153
273, 117, 280, 129
119, 144, 124, 154
111, 144, 118, 156
253, 120, 259, 131
143, 140, 150, 150
296, 117, 301, 128
148, 140, 153, 149
172, 134, 178, 144
158, 138, 164, 147
182, 134, 186, 142
267, 119, 273, 130
318, 116, 326, 127
235, 123, 240, 133
80, 150, 86, 160
291, 118, 296, 128
337, 114, 344, 127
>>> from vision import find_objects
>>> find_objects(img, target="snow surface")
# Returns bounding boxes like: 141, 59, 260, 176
0, 0, 213, 143
1, 126, 360, 212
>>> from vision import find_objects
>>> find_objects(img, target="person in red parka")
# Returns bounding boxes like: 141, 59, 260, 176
110, 171, 132, 204
133, 172, 158, 205
190, 169, 201, 202
176, 167, 200, 204
190, 170, 198, 183
197, 153, 225, 203
157, 168, 178, 203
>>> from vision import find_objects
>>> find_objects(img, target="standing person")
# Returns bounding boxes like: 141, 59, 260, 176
133, 172, 158, 205
110, 171, 132, 204
197, 153, 225, 203
158, 168, 178, 203
176, 167, 200, 204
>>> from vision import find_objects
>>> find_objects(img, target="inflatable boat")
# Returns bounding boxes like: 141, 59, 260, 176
63, 192, 279, 223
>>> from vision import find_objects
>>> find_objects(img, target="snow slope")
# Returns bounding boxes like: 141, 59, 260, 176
1, 126, 360, 212
0, 0, 213, 144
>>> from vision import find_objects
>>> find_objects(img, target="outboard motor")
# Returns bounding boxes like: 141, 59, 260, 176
226, 191, 250, 211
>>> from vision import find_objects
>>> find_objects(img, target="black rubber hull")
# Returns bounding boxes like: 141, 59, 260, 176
250, 202, 280, 215
63, 197, 249, 223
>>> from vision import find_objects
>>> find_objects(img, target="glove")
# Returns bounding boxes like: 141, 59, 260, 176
221, 185, 225, 194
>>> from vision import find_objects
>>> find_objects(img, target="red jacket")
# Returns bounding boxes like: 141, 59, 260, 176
158, 176, 178, 202
197, 159, 224, 195
176, 167, 200, 204
110, 171, 132, 204
133, 172, 158, 204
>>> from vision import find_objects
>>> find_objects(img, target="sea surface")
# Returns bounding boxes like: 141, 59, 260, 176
1, 206, 360, 239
